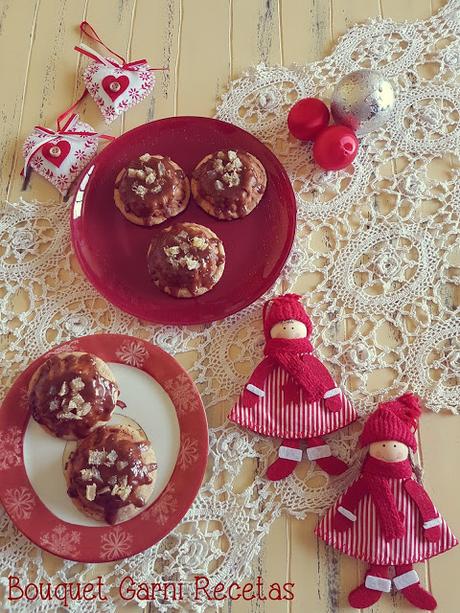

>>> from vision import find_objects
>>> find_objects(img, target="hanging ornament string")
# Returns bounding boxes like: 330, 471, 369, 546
74, 21, 167, 71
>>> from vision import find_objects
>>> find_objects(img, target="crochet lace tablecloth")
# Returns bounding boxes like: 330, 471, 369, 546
1, 1, 459, 611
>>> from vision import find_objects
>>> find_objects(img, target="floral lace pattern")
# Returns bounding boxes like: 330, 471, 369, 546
0, 3, 459, 611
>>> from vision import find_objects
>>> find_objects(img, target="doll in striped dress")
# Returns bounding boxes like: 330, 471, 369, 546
228, 294, 357, 480
316, 393, 458, 610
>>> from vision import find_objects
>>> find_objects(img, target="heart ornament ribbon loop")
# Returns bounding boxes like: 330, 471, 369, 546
22, 113, 113, 195
75, 21, 158, 124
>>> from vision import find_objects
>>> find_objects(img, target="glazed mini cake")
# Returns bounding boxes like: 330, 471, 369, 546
114, 154, 190, 226
191, 149, 267, 220
65, 424, 157, 525
147, 221, 225, 298
28, 352, 119, 440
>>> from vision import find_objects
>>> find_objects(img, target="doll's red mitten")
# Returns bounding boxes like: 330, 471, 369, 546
424, 524, 442, 542
332, 510, 353, 532
241, 387, 263, 409
324, 389, 342, 413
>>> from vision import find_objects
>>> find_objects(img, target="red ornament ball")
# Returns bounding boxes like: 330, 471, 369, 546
287, 98, 330, 141
313, 125, 359, 171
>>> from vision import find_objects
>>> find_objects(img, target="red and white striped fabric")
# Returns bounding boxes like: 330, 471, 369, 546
228, 366, 357, 439
316, 477, 458, 565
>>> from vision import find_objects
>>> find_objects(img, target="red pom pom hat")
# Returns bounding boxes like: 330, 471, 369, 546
359, 393, 422, 451
262, 294, 313, 340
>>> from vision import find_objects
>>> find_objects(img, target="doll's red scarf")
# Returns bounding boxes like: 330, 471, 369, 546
264, 338, 335, 401
361, 456, 413, 540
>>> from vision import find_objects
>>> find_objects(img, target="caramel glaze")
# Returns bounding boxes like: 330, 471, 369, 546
193, 150, 266, 218
67, 426, 157, 524
116, 156, 187, 223
147, 223, 224, 294
29, 353, 118, 439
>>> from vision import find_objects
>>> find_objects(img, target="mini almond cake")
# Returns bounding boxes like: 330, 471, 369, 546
191, 149, 267, 220
65, 424, 157, 524
147, 222, 226, 298
114, 153, 190, 226
28, 352, 119, 440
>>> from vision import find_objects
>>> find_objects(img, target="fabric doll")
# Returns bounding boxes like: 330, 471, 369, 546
228, 294, 357, 480
315, 393, 458, 610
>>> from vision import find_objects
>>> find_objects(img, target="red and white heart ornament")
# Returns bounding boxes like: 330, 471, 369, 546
22, 110, 114, 195
75, 21, 157, 124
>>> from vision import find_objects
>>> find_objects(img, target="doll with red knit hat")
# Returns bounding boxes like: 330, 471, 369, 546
315, 393, 458, 610
228, 294, 357, 480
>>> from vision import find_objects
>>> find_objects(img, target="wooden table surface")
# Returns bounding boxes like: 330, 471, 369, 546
1, 0, 459, 612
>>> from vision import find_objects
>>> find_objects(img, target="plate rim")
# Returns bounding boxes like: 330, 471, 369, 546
0, 333, 208, 563
70, 115, 297, 325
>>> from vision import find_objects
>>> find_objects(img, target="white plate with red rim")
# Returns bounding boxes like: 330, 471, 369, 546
0, 334, 208, 562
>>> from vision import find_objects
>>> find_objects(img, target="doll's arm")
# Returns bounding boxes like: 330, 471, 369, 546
332, 477, 368, 531
302, 354, 343, 412
405, 479, 442, 542
241, 358, 273, 407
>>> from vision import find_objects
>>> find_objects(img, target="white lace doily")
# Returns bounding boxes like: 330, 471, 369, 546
1, 2, 459, 610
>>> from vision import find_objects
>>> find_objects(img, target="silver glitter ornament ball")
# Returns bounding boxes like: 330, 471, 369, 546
331, 69, 395, 135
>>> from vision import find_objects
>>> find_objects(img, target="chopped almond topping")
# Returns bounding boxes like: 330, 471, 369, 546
132, 184, 148, 198
164, 245, 180, 257
127, 168, 137, 178
80, 467, 101, 481
222, 172, 240, 187
181, 256, 200, 270
77, 402, 92, 416
49, 399, 60, 412
117, 485, 132, 501
228, 150, 237, 160
58, 381, 68, 396
70, 377, 85, 392
86, 484, 97, 501
72, 393, 85, 406
157, 161, 166, 176
88, 450, 106, 465
145, 173, 156, 185
151, 185, 162, 194
136, 169, 146, 180
213, 159, 224, 172
139, 153, 152, 162
215, 179, 224, 190
116, 460, 129, 471
105, 450, 118, 466
192, 236, 207, 250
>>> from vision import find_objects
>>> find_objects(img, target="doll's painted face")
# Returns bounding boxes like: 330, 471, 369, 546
270, 319, 308, 340
369, 440, 409, 463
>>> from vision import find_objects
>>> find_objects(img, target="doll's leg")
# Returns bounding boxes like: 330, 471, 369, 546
266, 439, 302, 481
394, 564, 437, 610
348, 564, 391, 608
305, 436, 348, 475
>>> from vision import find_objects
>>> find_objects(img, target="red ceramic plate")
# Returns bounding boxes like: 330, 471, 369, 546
0, 334, 208, 562
70, 116, 296, 324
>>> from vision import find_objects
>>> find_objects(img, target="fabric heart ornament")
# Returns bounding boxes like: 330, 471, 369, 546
75, 21, 157, 124
22, 113, 112, 195
82, 58, 155, 124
